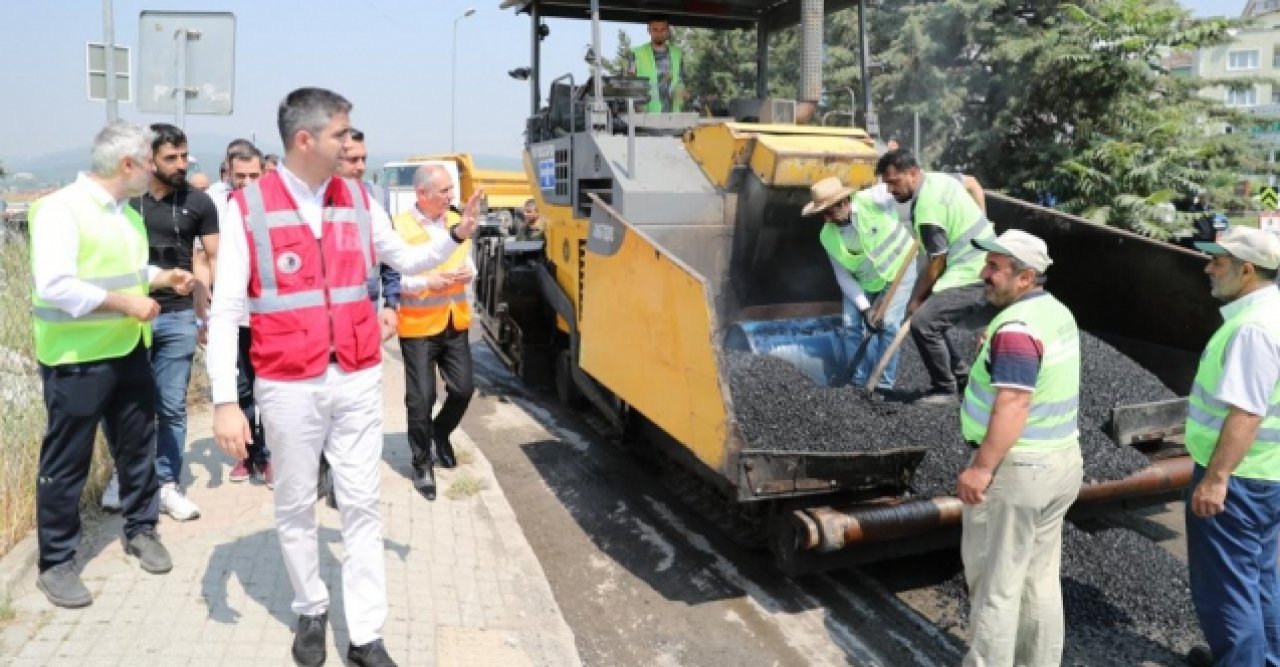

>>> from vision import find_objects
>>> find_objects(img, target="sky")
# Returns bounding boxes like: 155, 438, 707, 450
0, 0, 1243, 170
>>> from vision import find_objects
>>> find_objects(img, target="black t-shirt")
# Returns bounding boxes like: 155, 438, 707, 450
129, 185, 220, 312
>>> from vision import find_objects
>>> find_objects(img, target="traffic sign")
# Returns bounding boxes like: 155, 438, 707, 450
86, 42, 131, 103
1261, 210, 1280, 235
1262, 186, 1279, 210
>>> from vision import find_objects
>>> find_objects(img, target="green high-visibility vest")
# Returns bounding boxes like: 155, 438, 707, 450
29, 182, 151, 366
912, 172, 993, 293
961, 292, 1081, 452
819, 190, 914, 293
1186, 292, 1280, 481
633, 43, 683, 113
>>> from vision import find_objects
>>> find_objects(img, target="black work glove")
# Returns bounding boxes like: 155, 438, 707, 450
862, 309, 883, 333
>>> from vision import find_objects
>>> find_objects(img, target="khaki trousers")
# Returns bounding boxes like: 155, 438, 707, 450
961, 446, 1083, 667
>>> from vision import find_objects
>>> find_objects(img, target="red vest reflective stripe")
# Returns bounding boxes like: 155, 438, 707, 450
233, 171, 381, 381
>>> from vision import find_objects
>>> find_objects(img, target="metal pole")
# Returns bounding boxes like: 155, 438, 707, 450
103, 0, 118, 123
1271, 148, 1276, 188
590, 0, 603, 102
858, 0, 878, 139
452, 19, 461, 152
530, 0, 541, 117
175, 29, 188, 129
756, 22, 769, 99
913, 111, 921, 159
451, 9, 476, 152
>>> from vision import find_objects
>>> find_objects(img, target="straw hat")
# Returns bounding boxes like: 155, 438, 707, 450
801, 176, 856, 217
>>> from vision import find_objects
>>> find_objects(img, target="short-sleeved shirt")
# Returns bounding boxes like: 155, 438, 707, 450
911, 173, 969, 257
1214, 285, 1280, 417
985, 293, 1050, 392
129, 185, 220, 312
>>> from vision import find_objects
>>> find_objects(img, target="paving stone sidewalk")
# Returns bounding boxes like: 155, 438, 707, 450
0, 351, 581, 667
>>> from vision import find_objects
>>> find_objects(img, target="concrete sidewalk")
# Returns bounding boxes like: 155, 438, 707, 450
0, 350, 581, 666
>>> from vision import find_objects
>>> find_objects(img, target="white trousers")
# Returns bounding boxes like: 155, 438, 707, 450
256, 363, 387, 645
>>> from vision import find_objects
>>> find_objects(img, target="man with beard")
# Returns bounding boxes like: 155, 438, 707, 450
123, 123, 220, 522
626, 14, 686, 113
877, 148, 997, 405
29, 121, 195, 607
955, 230, 1082, 665
1183, 227, 1280, 666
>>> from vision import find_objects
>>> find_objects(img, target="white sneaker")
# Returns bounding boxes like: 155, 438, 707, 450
159, 483, 200, 521
101, 476, 121, 512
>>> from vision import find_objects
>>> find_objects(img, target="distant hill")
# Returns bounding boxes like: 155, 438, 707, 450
1, 135, 522, 189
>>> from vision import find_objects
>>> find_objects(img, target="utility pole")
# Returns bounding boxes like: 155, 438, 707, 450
103, 0, 118, 123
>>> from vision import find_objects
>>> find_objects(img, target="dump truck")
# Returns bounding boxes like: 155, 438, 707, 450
380, 152, 532, 222
483, 0, 1204, 573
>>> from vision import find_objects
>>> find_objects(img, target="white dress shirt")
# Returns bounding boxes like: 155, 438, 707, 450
398, 206, 476, 294
207, 165, 462, 404
1215, 284, 1280, 417
31, 173, 161, 318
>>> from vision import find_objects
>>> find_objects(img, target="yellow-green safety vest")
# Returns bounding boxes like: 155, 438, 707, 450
29, 185, 151, 366
1185, 294, 1280, 481
913, 172, 993, 293
961, 292, 1081, 452
819, 190, 914, 293
633, 42, 683, 113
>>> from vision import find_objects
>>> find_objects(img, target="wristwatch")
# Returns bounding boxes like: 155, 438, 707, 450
448, 226, 464, 244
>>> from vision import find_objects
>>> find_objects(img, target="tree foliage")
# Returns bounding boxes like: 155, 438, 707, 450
665, 0, 1260, 238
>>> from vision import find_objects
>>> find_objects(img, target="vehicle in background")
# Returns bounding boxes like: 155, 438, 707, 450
382, 153, 531, 233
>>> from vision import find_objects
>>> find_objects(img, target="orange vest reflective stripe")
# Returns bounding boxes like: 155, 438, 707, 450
394, 208, 472, 338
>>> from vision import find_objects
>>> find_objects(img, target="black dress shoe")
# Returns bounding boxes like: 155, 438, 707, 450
349, 638, 397, 666
414, 464, 437, 501
434, 436, 457, 469
291, 612, 327, 666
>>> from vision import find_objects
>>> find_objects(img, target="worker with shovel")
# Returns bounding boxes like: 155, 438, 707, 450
805, 176, 918, 390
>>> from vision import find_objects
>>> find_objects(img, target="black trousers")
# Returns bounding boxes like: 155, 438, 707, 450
236, 326, 269, 463
400, 323, 474, 469
37, 341, 159, 571
909, 283, 998, 393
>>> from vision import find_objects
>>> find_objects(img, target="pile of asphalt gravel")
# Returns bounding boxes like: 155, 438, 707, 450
726, 326, 1167, 497
935, 523, 1201, 664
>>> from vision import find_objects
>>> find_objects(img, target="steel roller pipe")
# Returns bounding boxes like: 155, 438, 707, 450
793, 456, 1194, 553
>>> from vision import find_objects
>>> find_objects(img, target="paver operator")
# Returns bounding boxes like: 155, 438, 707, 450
626, 14, 686, 113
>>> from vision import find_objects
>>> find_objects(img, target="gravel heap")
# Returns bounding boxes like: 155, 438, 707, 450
726, 326, 1170, 497
936, 523, 1201, 664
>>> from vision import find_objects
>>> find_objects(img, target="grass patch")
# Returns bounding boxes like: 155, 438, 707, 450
455, 447, 475, 466
445, 473, 488, 500
0, 595, 16, 624
0, 236, 113, 558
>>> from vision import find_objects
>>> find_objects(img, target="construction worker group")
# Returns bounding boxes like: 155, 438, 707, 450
27, 87, 481, 667
27, 71, 1280, 667
805, 151, 1280, 665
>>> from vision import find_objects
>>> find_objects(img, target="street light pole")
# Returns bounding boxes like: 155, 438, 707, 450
103, 0, 118, 123
451, 7, 477, 152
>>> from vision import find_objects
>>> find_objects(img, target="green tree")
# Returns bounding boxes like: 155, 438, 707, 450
865, 0, 1255, 237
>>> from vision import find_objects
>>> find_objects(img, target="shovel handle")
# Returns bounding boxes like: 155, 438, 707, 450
863, 316, 913, 391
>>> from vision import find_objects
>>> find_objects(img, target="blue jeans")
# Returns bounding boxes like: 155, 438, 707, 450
1186, 463, 1280, 667
843, 261, 917, 390
150, 310, 197, 485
